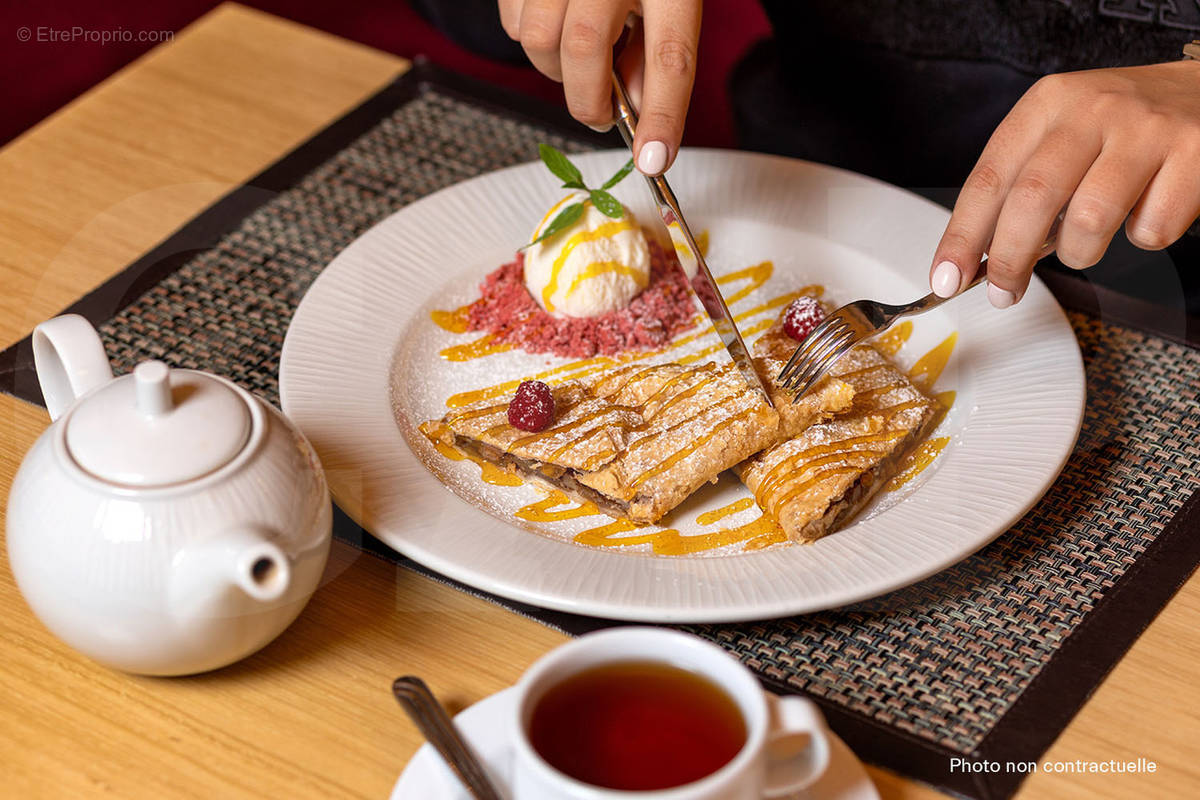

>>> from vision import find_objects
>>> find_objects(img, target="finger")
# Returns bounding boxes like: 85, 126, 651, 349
632, 0, 701, 175
498, 0, 522, 40
984, 127, 1101, 306
1125, 145, 1200, 251
929, 101, 1047, 298
1057, 136, 1162, 269
519, 0, 569, 82
560, 0, 631, 130
616, 19, 646, 111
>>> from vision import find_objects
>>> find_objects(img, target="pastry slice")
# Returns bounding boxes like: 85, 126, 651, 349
737, 326, 938, 543
752, 347, 855, 439
426, 361, 783, 524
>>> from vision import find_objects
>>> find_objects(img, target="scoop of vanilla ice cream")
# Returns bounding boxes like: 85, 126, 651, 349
523, 192, 651, 318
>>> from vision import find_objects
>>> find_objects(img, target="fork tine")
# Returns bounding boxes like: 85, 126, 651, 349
778, 319, 847, 388
776, 321, 827, 384
782, 321, 849, 390
790, 333, 857, 402
787, 334, 850, 396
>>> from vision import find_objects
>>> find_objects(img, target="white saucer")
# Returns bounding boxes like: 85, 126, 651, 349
392, 688, 880, 800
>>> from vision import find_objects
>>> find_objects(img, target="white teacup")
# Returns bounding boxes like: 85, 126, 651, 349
509, 627, 830, 799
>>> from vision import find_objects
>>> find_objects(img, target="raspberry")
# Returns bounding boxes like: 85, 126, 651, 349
507, 380, 556, 432
782, 296, 825, 341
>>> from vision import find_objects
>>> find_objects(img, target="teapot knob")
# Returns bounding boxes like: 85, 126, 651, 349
32, 315, 114, 421
134, 361, 174, 416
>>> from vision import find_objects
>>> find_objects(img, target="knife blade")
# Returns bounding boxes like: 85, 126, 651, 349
610, 69, 774, 407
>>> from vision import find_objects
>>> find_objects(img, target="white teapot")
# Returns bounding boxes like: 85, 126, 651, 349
6, 315, 332, 675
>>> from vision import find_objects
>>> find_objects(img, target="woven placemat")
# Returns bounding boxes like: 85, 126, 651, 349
3, 62, 1199, 800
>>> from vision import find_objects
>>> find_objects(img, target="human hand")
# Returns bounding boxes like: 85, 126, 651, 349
498, 0, 701, 176
929, 60, 1200, 307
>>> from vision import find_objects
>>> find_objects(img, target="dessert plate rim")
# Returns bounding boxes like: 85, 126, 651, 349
280, 148, 1085, 622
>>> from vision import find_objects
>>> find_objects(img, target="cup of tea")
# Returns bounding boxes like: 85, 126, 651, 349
509, 627, 830, 799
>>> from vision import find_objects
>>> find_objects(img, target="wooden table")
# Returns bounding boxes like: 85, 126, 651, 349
1, 5, 1197, 798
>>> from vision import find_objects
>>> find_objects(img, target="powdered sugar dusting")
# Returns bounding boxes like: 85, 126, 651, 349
782, 295, 825, 341
507, 380, 555, 431
389, 233, 948, 557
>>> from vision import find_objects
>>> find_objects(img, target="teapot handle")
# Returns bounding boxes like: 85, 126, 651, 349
32, 315, 114, 421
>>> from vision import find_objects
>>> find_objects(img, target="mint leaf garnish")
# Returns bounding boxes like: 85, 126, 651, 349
521, 202, 585, 250
539, 144, 583, 186
525, 148, 636, 247
600, 158, 635, 190
589, 189, 624, 219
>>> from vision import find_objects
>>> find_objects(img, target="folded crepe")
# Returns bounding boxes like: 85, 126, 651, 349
737, 325, 939, 543
425, 357, 853, 525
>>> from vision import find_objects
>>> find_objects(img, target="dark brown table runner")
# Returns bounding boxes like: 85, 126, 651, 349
3, 61, 1198, 800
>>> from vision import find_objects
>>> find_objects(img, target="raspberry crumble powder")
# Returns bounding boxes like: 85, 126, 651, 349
465, 237, 697, 358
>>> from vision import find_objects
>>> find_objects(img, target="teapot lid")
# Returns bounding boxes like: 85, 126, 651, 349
65, 361, 251, 487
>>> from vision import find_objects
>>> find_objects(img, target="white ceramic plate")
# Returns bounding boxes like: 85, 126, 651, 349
390, 687, 880, 800
280, 149, 1084, 622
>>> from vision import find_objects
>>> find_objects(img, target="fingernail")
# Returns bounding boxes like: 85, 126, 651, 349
931, 260, 961, 298
588, 122, 613, 133
987, 282, 1016, 309
637, 141, 667, 175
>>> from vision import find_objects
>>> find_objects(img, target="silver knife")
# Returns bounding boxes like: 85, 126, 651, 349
610, 70, 774, 407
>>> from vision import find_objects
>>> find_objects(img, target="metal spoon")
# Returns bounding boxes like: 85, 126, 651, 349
392, 676, 505, 800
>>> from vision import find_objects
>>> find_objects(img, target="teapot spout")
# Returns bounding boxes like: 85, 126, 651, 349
170, 527, 292, 625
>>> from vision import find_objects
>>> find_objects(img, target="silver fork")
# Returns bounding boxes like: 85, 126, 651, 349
779, 228, 1060, 401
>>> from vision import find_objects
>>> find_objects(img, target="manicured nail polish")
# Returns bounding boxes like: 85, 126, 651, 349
637, 141, 667, 175
931, 260, 961, 298
987, 282, 1016, 309
588, 122, 613, 133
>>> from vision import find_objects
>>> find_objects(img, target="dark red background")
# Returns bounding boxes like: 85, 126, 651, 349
1, 1, 770, 148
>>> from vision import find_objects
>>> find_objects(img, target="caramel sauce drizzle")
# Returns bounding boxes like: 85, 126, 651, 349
581, 378, 733, 469
761, 446, 902, 513
908, 332, 957, 390
445, 356, 613, 409
885, 390, 956, 491
716, 261, 772, 306
508, 395, 619, 449
424, 243, 968, 554
678, 318, 776, 365
430, 304, 472, 334
440, 333, 513, 362
631, 406, 758, 489
564, 260, 649, 300
417, 422, 523, 487
755, 430, 897, 504
934, 390, 956, 416
832, 363, 890, 383
697, 497, 755, 525
511, 363, 724, 465
515, 490, 600, 522
873, 321, 913, 356
752, 331, 961, 511
430, 261, 816, 384
772, 459, 884, 512
742, 520, 788, 551
445, 401, 510, 424
574, 511, 783, 556
543, 219, 638, 312
886, 437, 951, 491
582, 369, 736, 470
